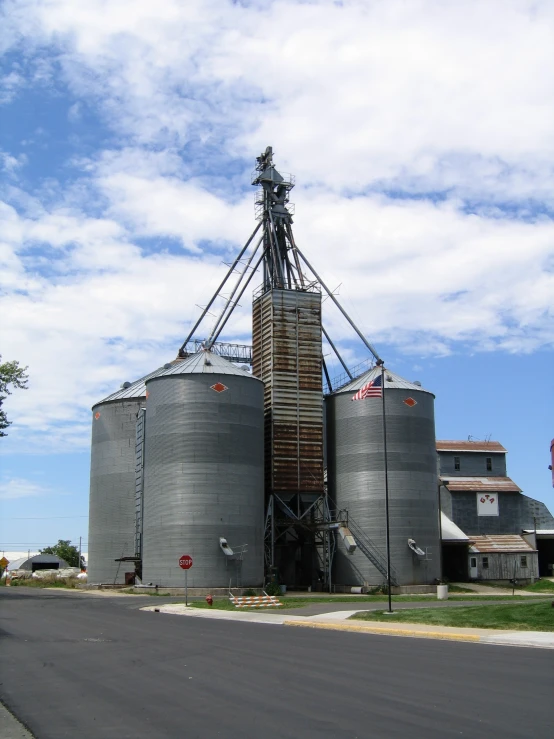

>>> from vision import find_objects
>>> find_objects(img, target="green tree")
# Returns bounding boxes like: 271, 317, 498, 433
40, 540, 85, 569
0, 356, 29, 437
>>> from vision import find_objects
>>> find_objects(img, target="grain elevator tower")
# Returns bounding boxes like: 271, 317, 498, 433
250, 148, 328, 589
174, 146, 386, 591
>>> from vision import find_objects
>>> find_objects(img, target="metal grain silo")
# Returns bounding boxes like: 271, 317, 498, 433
88, 367, 165, 584
141, 351, 264, 587
326, 368, 441, 587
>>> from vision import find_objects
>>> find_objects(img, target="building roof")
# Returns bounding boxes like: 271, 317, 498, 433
335, 367, 433, 396
441, 512, 470, 543
469, 535, 535, 553
520, 495, 554, 528
436, 440, 506, 453
7, 554, 70, 570
147, 350, 259, 379
441, 476, 521, 493
6, 557, 27, 570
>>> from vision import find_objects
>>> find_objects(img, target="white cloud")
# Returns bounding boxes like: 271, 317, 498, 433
0, 149, 27, 174
0, 0, 553, 453
67, 101, 82, 123
3, 0, 553, 201
0, 71, 24, 104
0, 477, 52, 500
1, 178, 553, 453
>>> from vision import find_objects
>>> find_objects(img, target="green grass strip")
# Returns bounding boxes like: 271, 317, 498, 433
351, 601, 554, 631
187, 593, 541, 611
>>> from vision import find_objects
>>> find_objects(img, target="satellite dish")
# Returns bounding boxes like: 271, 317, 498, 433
121, 381, 132, 389
413, 380, 422, 387
163, 363, 172, 369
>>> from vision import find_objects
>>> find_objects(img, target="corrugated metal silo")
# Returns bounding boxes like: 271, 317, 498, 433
326, 368, 441, 587
141, 351, 264, 587
88, 366, 165, 584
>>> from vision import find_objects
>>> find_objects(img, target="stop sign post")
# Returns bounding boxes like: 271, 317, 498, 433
179, 554, 193, 604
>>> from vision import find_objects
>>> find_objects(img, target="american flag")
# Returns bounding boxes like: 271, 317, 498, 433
351, 373, 383, 400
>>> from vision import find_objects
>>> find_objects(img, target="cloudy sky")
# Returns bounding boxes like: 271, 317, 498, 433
1, 0, 553, 555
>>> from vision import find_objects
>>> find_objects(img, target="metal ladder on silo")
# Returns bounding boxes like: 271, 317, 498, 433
344, 517, 399, 586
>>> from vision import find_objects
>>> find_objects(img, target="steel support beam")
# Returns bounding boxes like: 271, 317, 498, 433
296, 247, 382, 364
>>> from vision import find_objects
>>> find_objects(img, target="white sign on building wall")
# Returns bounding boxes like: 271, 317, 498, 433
477, 492, 499, 516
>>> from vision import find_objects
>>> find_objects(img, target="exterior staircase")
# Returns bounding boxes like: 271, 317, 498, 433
341, 516, 399, 586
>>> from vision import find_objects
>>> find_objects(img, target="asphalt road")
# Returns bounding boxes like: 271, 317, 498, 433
1, 589, 552, 739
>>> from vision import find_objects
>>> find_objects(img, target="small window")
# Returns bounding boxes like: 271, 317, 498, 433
520, 556, 528, 568
486, 457, 492, 472
470, 557, 477, 568
454, 456, 460, 471
482, 557, 489, 569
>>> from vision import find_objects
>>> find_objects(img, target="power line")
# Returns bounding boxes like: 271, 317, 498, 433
4, 515, 89, 520
0, 542, 89, 546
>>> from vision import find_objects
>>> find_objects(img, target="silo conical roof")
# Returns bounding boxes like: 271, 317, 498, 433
335, 366, 433, 396
147, 350, 260, 379
94, 351, 257, 408
94, 365, 168, 406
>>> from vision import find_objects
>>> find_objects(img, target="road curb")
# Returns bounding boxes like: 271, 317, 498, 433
283, 620, 481, 642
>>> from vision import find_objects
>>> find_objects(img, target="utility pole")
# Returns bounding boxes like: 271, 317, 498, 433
79, 536, 82, 569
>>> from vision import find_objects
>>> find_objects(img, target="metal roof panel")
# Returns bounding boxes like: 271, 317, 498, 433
94, 351, 259, 408
147, 351, 261, 379
469, 535, 535, 553
334, 367, 433, 395
441, 512, 470, 542
442, 476, 521, 493
94, 364, 169, 405
437, 441, 507, 453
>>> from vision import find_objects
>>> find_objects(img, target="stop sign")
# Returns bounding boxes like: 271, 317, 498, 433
179, 554, 193, 570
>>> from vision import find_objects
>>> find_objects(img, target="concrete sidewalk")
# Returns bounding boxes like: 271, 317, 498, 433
143, 603, 286, 625
0, 703, 34, 738
142, 603, 554, 649
450, 582, 549, 597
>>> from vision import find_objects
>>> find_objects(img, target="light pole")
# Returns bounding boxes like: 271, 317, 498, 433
379, 362, 393, 614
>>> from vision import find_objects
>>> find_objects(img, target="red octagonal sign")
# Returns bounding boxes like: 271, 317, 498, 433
179, 554, 193, 570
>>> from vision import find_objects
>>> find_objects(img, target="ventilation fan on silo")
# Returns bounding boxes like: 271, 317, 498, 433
338, 526, 357, 554
408, 539, 426, 557
219, 537, 234, 557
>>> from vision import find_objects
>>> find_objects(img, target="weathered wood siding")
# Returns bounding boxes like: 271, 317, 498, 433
474, 552, 539, 581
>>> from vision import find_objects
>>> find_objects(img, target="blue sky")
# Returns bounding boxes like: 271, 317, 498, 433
1, 0, 553, 557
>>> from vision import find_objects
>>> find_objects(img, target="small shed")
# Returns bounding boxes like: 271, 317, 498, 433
468, 535, 538, 583
8, 554, 70, 572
